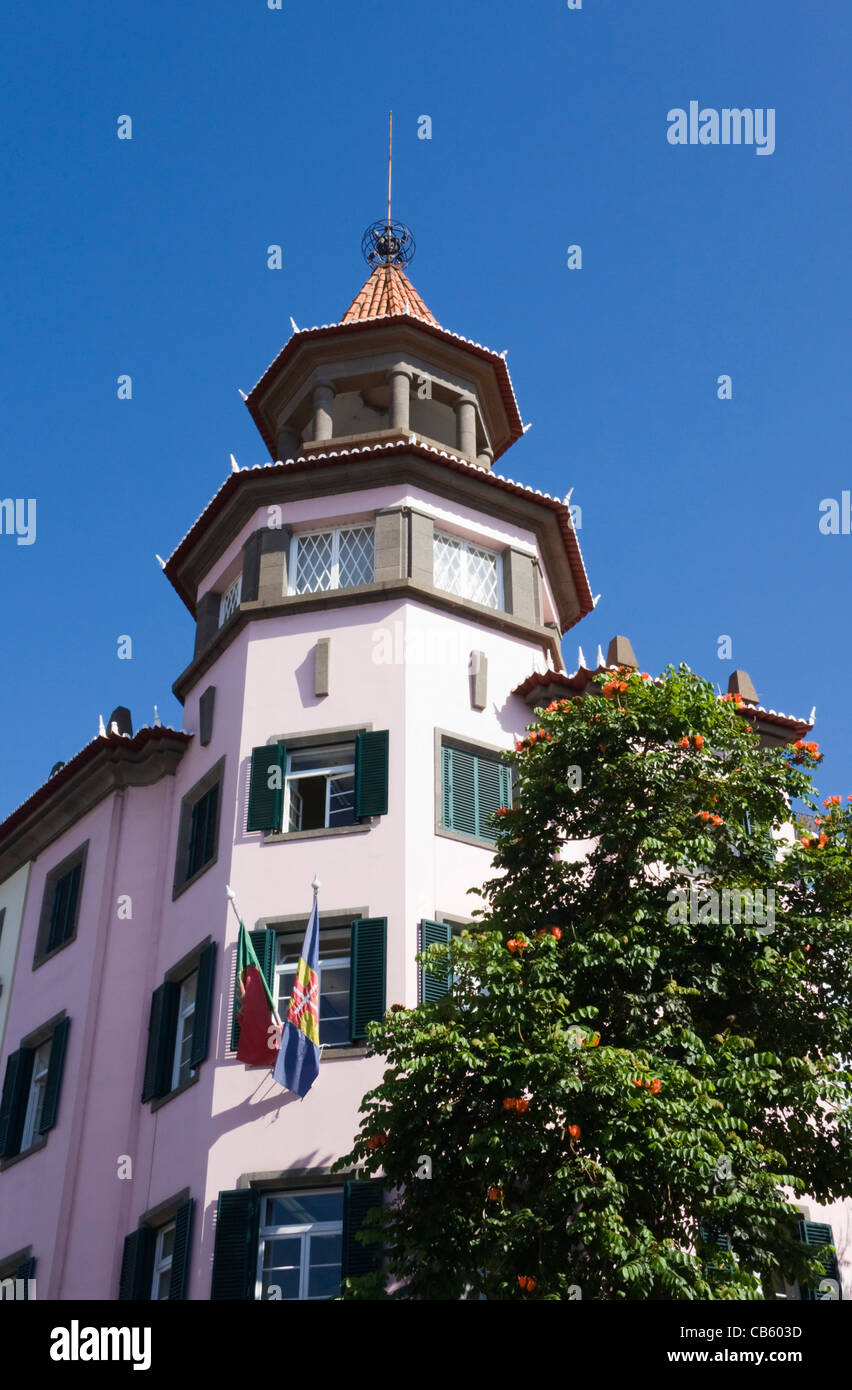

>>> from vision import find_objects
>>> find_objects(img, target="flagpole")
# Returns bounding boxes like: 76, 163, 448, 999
226, 885, 283, 1028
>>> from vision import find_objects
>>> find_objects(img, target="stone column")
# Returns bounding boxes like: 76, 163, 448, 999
276, 423, 302, 460
312, 380, 335, 443
455, 396, 477, 458
477, 445, 494, 469
390, 366, 412, 432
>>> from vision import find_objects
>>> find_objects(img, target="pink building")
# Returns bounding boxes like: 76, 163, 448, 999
0, 233, 844, 1301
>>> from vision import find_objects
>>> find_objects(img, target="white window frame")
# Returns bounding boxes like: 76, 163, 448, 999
151, 1220, 176, 1300
275, 949, 351, 1047
255, 1189, 344, 1301
170, 972, 198, 1093
288, 525, 374, 596
20, 1040, 51, 1152
284, 745, 356, 832
218, 574, 242, 627
433, 530, 503, 610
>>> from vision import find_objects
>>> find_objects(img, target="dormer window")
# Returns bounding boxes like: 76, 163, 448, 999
290, 526, 374, 595
219, 575, 242, 627
433, 531, 501, 610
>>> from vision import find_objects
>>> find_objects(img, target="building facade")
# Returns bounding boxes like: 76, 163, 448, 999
0, 246, 846, 1301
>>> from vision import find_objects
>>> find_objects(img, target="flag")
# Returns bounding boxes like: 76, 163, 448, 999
235, 919, 277, 1066
274, 897, 321, 1098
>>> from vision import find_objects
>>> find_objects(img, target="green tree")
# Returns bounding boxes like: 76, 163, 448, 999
335, 665, 852, 1299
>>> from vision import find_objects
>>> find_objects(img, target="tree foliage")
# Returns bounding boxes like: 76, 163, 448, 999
334, 665, 852, 1299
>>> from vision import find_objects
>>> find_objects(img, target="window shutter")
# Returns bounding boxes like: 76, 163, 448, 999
211, 1188, 260, 1300
38, 1017, 70, 1134
190, 943, 217, 1068
0, 1048, 33, 1157
14, 1257, 35, 1296
118, 1226, 156, 1300
443, 746, 477, 836
48, 864, 80, 952
419, 920, 453, 1003
350, 918, 387, 1039
247, 745, 285, 832
230, 928, 276, 1051
169, 1199, 194, 1300
798, 1220, 840, 1299
342, 1179, 384, 1280
141, 982, 179, 1102
476, 756, 512, 842
354, 730, 389, 819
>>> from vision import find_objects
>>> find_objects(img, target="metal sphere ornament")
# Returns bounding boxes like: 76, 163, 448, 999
361, 220, 416, 268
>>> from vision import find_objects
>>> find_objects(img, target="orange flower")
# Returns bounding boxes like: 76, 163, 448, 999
632, 1077, 643, 1087
568, 1124, 581, 1140
515, 740, 525, 752
366, 1131, 389, 1152
515, 1098, 530, 1114
487, 1186, 503, 1202
546, 701, 559, 713
619, 682, 628, 692
503, 1098, 517, 1111
694, 735, 705, 749
679, 737, 690, 749
641, 673, 650, 680
550, 927, 563, 940
650, 1078, 661, 1095
517, 1275, 537, 1292
794, 740, 804, 750
711, 815, 724, 826
819, 834, 828, 847
695, 810, 711, 821
800, 836, 811, 848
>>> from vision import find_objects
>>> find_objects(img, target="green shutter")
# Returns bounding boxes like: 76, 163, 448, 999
211, 1188, 260, 1300
190, 943, 217, 1068
169, 1199, 194, 1300
38, 1017, 70, 1134
443, 747, 510, 842
247, 745, 285, 832
230, 928, 276, 1051
14, 1257, 35, 1297
354, 731, 389, 819
141, 982, 179, 1102
444, 746, 477, 836
0, 1048, 33, 1157
798, 1221, 840, 1300
47, 863, 81, 952
342, 1179, 384, 1280
350, 918, 387, 1039
419, 920, 452, 1003
118, 1226, 156, 1300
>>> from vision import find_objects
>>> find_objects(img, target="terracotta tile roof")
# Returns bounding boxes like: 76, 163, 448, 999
512, 667, 813, 738
164, 440, 593, 626
341, 263, 439, 326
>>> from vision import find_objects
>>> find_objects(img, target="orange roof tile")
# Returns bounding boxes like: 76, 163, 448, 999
342, 263, 439, 326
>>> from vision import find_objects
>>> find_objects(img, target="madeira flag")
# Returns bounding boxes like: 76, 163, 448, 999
235, 920, 277, 1066
273, 898, 321, 1098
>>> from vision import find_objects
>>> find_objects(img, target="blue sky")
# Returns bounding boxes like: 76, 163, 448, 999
1, 0, 850, 820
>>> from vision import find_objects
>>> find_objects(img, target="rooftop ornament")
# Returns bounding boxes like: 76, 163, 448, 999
361, 111, 416, 268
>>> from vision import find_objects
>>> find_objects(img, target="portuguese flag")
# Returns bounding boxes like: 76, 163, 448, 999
235, 919, 278, 1066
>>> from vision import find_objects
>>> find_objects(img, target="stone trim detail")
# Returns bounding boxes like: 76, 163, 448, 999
470, 651, 487, 710
314, 638, 330, 698
199, 687, 216, 746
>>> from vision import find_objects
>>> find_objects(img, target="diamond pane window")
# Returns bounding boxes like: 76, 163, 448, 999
219, 575, 242, 626
293, 526, 373, 594
434, 531, 500, 609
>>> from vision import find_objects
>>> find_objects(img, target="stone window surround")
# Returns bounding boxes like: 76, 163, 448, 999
148, 937, 212, 1113
256, 908, 369, 1060
0, 1244, 33, 1279
238, 1166, 350, 1194
0, 1010, 67, 1172
181, 504, 551, 701
33, 841, 89, 971
137, 1186, 191, 1232
172, 758, 226, 901
260, 724, 372, 844
434, 728, 515, 850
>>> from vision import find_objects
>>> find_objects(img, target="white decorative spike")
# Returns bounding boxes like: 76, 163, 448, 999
110, 721, 120, 735
592, 593, 602, 608
230, 453, 240, 473
98, 715, 107, 737
153, 705, 162, 727
564, 486, 574, 505
522, 422, 533, 434
155, 554, 166, 569
499, 349, 508, 359
578, 645, 587, 670
809, 706, 816, 724
402, 299, 410, 314
596, 644, 606, 669
289, 316, 300, 334
237, 388, 248, 401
